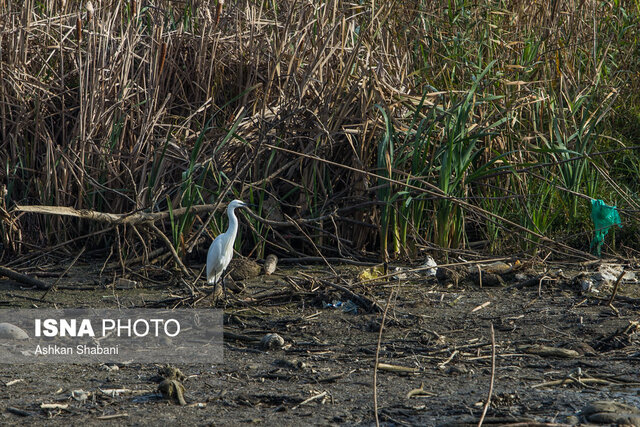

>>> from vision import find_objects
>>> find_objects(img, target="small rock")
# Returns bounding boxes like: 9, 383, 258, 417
229, 258, 261, 280
264, 254, 278, 275
565, 415, 579, 425
0, 323, 29, 340
581, 400, 640, 425
260, 333, 285, 350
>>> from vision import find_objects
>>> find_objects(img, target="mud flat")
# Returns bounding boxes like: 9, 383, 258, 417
1, 263, 639, 425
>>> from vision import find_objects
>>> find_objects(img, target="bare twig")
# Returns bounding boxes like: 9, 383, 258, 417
291, 391, 328, 409
607, 268, 626, 307
148, 223, 193, 278
373, 287, 395, 427
478, 323, 496, 427
41, 245, 86, 299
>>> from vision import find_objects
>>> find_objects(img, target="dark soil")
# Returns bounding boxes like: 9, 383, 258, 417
1, 261, 639, 426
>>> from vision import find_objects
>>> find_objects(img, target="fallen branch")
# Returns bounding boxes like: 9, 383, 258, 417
0, 266, 50, 290
41, 246, 86, 299
14, 204, 220, 225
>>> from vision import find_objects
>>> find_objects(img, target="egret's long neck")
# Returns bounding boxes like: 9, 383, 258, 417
226, 206, 239, 241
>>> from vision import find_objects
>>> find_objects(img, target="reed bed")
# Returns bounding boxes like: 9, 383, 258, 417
1, 0, 639, 264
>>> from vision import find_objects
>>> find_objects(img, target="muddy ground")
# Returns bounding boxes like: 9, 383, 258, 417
1, 259, 639, 426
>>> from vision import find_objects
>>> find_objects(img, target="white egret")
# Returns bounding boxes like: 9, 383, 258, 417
206, 200, 248, 295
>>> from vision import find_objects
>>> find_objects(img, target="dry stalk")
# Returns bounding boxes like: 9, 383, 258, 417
607, 268, 626, 306
373, 286, 395, 427
148, 223, 192, 279
478, 323, 496, 427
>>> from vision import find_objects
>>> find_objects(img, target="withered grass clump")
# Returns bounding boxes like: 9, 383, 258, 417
1, 1, 639, 262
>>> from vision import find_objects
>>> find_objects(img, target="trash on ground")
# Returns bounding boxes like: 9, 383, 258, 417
392, 267, 408, 280
322, 300, 358, 314
590, 199, 622, 256
422, 256, 438, 277
40, 403, 69, 410
358, 265, 385, 281
578, 263, 637, 293
71, 389, 90, 401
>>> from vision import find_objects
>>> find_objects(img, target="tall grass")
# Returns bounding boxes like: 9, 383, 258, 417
1, 0, 639, 262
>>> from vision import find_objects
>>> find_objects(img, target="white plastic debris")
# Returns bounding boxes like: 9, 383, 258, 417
595, 264, 623, 285
71, 389, 90, 402
422, 256, 438, 277
392, 267, 408, 280
581, 278, 596, 293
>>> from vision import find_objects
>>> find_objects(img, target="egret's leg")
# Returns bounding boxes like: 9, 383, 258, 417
221, 269, 229, 307
207, 275, 223, 304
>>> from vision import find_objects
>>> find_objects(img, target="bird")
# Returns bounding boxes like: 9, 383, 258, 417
206, 199, 248, 298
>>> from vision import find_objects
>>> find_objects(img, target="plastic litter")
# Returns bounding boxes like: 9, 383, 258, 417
422, 256, 438, 277
392, 267, 408, 280
590, 199, 622, 256
359, 265, 385, 281
322, 300, 358, 314
579, 263, 637, 294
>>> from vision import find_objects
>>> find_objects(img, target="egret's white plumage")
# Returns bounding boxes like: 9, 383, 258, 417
206, 200, 247, 286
